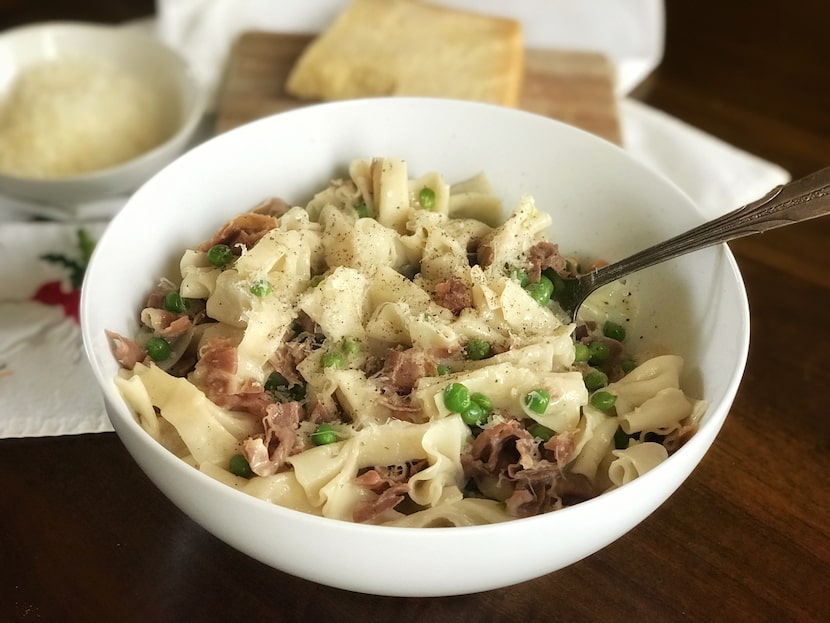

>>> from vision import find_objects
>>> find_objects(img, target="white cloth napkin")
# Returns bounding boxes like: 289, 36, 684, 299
0, 0, 791, 437
0, 222, 112, 435
620, 99, 790, 218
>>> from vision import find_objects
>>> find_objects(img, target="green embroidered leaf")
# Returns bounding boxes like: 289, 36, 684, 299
39, 228, 98, 289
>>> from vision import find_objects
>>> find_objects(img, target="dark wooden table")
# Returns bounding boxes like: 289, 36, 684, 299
1, 2, 828, 621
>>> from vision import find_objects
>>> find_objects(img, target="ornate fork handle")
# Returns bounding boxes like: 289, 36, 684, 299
575, 166, 830, 311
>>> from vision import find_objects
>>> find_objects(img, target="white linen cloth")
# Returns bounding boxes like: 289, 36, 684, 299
0, 0, 790, 437
0, 222, 111, 436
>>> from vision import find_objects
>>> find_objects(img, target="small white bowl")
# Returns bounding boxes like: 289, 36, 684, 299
0, 21, 205, 207
81, 98, 750, 596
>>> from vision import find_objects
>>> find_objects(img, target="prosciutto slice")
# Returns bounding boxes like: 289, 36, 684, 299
197, 211, 278, 253
352, 468, 410, 523
527, 241, 567, 282
105, 330, 145, 370
352, 461, 427, 523
241, 401, 303, 477
462, 419, 596, 518
140, 307, 192, 339
379, 347, 438, 394
190, 337, 274, 418
432, 278, 472, 315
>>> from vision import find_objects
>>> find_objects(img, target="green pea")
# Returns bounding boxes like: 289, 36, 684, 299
443, 382, 471, 413
354, 202, 370, 218
470, 392, 493, 414
573, 342, 591, 363
460, 402, 486, 426
588, 341, 611, 365
584, 369, 609, 392
621, 360, 637, 374
207, 243, 234, 267
229, 454, 254, 479
250, 279, 272, 297
524, 388, 550, 414
508, 265, 530, 287
145, 337, 171, 361
163, 291, 187, 314
524, 275, 554, 306
321, 352, 344, 369
544, 269, 579, 313
311, 423, 338, 446
465, 338, 491, 361
614, 427, 630, 450
590, 390, 617, 411
603, 321, 626, 342
287, 382, 307, 402
418, 187, 436, 210
341, 337, 361, 355
436, 364, 452, 376
529, 423, 554, 442
265, 372, 289, 392
265, 373, 305, 402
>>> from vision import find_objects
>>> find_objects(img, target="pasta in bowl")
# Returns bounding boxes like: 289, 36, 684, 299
107, 157, 706, 527
81, 98, 749, 596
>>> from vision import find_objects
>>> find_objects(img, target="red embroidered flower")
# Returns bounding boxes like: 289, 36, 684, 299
31, 229, 96, 323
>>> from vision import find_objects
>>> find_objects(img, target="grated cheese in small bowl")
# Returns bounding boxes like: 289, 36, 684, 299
0, 57, 174, 179
0, 21, 205, 207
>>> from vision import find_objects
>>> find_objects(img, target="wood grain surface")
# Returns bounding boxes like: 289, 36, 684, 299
1, 1, 828, 622
215, 31, 622, 144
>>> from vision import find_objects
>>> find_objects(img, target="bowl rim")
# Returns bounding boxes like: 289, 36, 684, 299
0, 20, 207, 186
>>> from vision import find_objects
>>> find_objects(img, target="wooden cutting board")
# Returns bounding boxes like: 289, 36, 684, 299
214, 31, 622, 145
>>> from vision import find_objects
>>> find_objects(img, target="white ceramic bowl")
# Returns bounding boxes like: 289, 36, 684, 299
0, 21, 205, 206
81, 98, 749, 596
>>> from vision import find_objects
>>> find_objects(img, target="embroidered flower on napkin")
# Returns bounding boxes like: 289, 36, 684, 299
0, 222, 113, 437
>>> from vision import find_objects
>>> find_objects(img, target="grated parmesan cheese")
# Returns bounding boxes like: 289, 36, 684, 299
0, 57, 173, 178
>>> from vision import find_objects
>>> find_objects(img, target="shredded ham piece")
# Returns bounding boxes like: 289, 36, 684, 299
376, 391, 423, 423
462, 419, 596, 518
140, 307, 192, 339
505, 469, 595, 517
476, 233, 496, 268
543, 430, 578, 470
527, 241, 567, 282
197, 212, 278, 253
269, 338, 314, 386
159, 314, 192, 339
190, 337, 237, 394
190, 337, 274, 418
462, 419, 536, 479
241, 401, 303, 476
241, 438, 271, 476
352, 469, 410, 523
106, 330, 145, 370
379, 347, 437, 393
292, 310, 320, 337
308, 397, 340, 424
352, 461, 427, 523
432, 278, 472, 315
